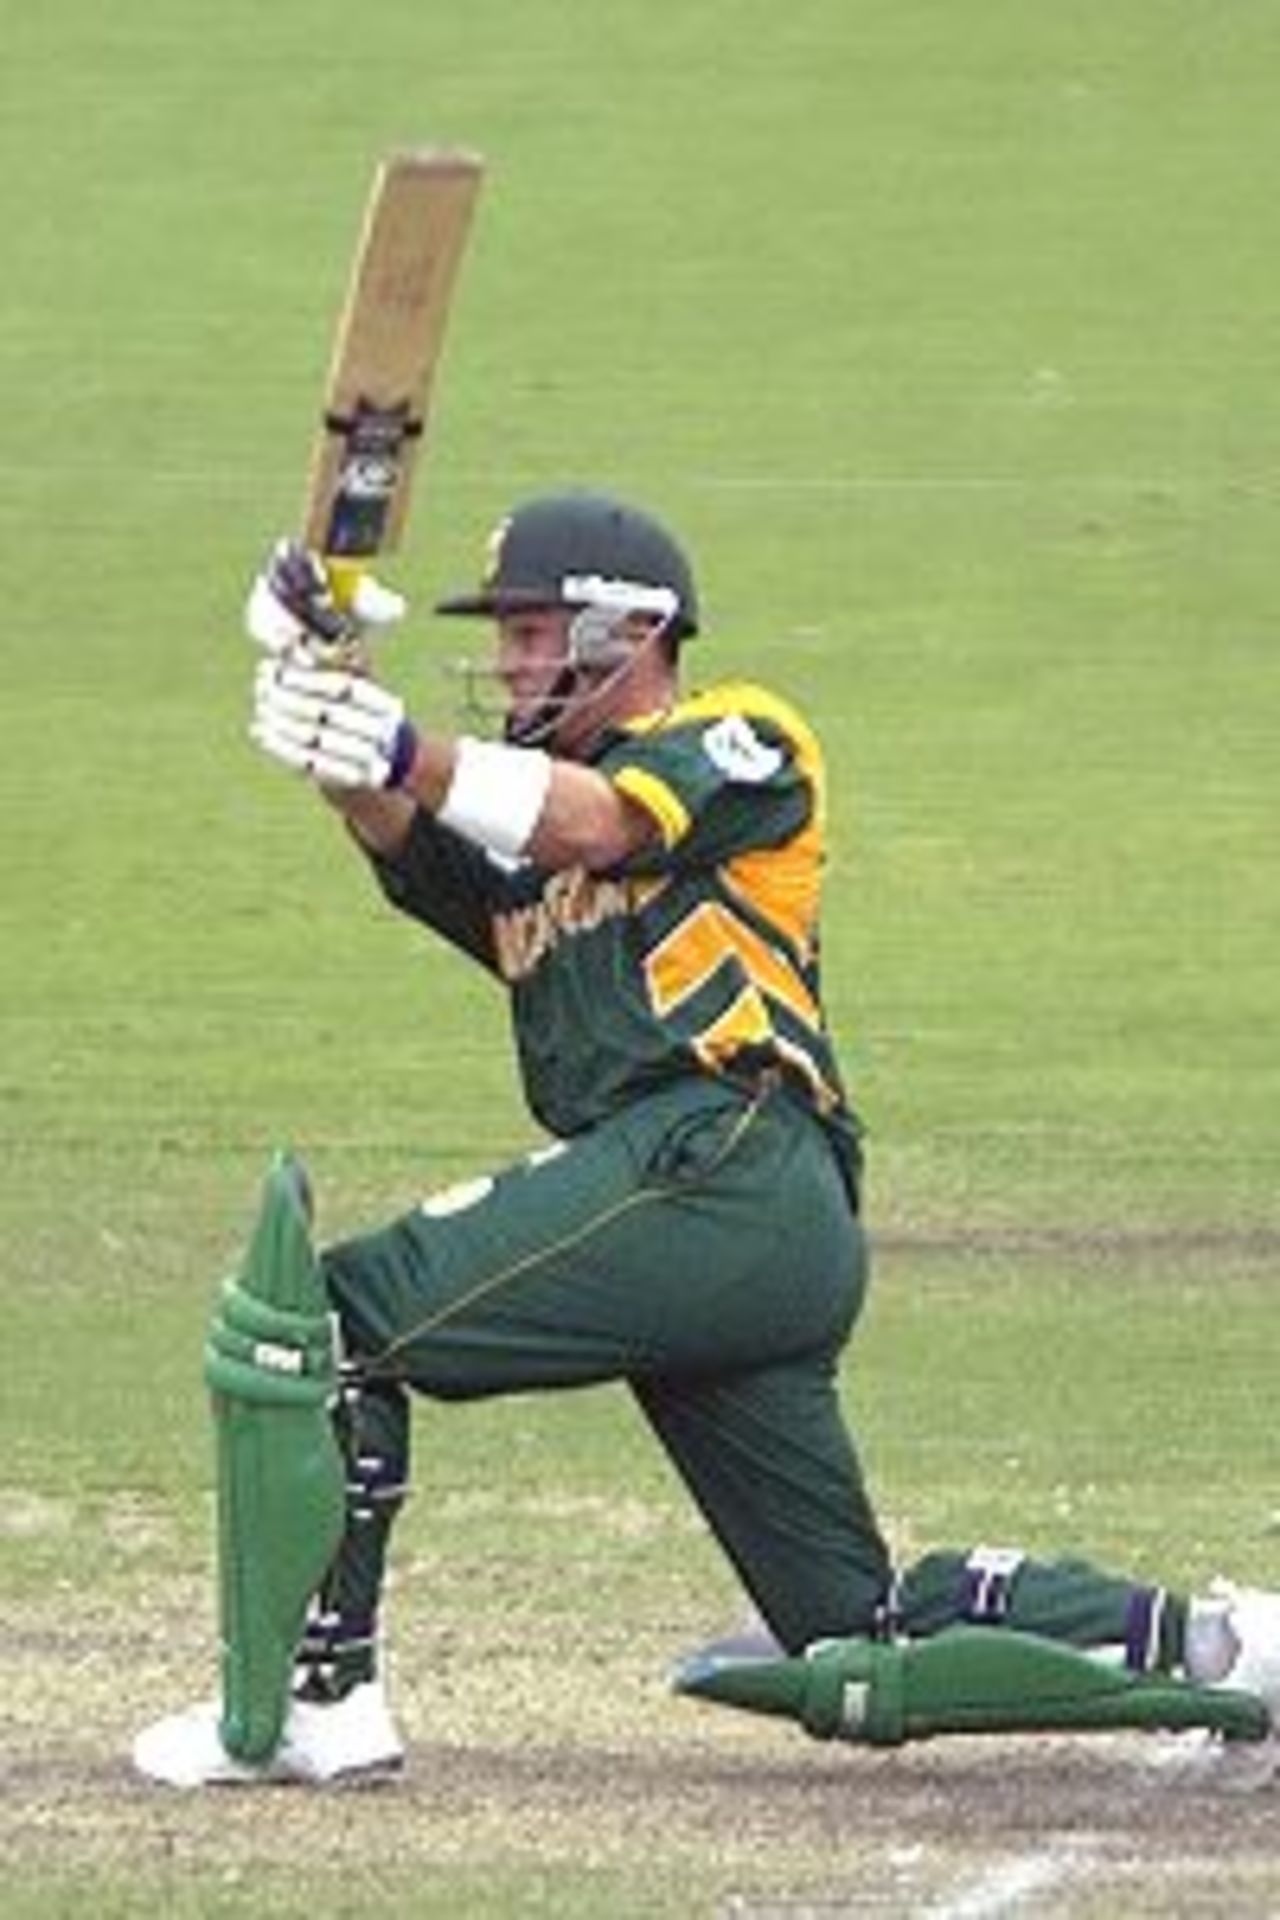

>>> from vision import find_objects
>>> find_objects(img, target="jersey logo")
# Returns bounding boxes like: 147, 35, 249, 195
701, 714, 784, 784
491, 869, 632, 982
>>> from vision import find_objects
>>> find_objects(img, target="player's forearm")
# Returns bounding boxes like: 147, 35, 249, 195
325, 784, 417, 855
526, 760, 650, 870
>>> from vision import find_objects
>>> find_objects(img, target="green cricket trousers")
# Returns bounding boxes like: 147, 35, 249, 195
323, 1073, 887, 1651
319, 1073, 1182, 1669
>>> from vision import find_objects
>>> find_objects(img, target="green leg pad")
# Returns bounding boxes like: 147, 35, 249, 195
674, 1625, 1270, 1746
204, 1153, 346, 1763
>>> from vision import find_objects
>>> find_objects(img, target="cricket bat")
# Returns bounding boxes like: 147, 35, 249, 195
301, 147, 484, 608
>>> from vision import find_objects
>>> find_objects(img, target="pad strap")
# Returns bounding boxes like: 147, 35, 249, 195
961, 1545, 1026, 1625
1124, 1585, 1171, 1673
298, 1605, 376, 1665
348, 1448, 410, 1521
293, 1382, 411, 1702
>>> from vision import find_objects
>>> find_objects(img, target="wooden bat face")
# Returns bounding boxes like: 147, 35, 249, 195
303, 150, 484, 564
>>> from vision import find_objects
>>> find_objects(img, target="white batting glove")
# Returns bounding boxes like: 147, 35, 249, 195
245, 539, 408, 657
251, 658, 419, 790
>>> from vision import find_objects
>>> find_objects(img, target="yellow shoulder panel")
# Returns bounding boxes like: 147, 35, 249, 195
624, 680, 826, 821
611, 765, 691, 849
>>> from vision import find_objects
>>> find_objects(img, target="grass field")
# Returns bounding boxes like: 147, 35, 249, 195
3, 2, 1280, 1912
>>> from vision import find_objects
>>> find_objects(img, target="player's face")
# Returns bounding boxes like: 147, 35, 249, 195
495, 609, 573, 733
492, 604, 675, 755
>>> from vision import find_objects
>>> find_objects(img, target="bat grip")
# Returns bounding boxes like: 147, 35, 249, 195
322, 557, 367, 613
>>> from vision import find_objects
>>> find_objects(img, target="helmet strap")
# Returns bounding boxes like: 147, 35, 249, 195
503, 662, 580, 746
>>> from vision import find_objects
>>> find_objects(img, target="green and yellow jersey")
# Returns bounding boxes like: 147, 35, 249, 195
367, 679, 861, 1188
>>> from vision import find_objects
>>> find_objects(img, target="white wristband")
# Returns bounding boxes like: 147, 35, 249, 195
437, 736, 553, 858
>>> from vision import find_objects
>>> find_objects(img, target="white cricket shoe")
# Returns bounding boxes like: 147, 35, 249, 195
131, 1680, 404, 1789
1211, 1584, 1280, 1714
1153, 1727, 1280, 1795
1163, 1582, 1280, 1792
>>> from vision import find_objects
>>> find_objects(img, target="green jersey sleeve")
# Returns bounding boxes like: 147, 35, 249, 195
363, 808, 505, 971
599, 680, 818, 875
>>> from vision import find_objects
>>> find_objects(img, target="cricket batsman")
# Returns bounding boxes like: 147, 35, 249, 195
134, 492, 1280, 1787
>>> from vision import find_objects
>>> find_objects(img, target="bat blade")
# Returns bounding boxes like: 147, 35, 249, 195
303, 148, 483, 566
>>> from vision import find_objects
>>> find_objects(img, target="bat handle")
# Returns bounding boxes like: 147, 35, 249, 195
322, 556, 367, 614
312, 556, 405, 670
310, 557, 372, 671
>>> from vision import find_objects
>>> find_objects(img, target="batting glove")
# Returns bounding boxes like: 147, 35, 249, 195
251, 658, 420, 790
245, 538, 407, 657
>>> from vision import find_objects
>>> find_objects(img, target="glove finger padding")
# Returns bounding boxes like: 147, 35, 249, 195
245, 541, 346, 655
251, 709, 394, 789
245, 571, 317, 659
249, 715, 314, 774
250, 659, 417, 790
245, 539, 407, 658
250, 719, 379, 789
270, 661, 404, 714
257, 673, 402, 748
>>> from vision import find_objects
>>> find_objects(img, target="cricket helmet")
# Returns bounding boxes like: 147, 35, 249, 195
436, 491, 700, 640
